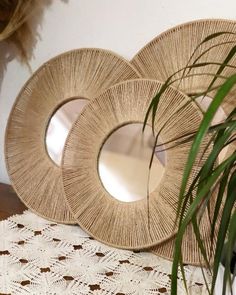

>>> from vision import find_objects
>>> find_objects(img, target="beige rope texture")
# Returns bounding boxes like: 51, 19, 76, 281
131, 19, 236, 158
62, 79, 208, 250
5, 48, 140, 224
131, 19, 235, 264
131, 19, 236, 116
150, 210, 219, 266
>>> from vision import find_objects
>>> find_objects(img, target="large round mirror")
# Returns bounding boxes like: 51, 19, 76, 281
98, 123, 165, 202
46, 98, 88, 165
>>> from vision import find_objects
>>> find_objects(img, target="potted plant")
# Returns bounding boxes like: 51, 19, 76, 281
144, 32, 236, 295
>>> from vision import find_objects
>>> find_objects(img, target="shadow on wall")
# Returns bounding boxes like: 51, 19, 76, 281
0, 0, 69, 91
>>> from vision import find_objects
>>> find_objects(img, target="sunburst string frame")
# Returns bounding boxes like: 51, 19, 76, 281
62, 79, 211, 250
131, 18, 235, 265
5, 48, 140, 224
131, 19, 236, 116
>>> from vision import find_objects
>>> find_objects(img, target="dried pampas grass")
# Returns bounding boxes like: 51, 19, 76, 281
0, 0, 39, 62
0, 0, 35, 41
0, 0, 66, 89
0, 0, 68, 65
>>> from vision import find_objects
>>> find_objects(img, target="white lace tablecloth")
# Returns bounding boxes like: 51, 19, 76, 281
0, 211, 210, 294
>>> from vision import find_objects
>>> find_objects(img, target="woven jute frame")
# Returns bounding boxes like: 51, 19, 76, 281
131, 19, 235, 264
131, 19, 236, 116
62, 79, 209, 249
150, 214, 219, 267
5, 48, 140, 224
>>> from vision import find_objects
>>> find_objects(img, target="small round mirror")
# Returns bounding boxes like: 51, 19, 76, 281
98, 123, 165, 202
46, 99, 88, 165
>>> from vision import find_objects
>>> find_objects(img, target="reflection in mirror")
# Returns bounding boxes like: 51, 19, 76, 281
98, 123, 166, 202
46, 99, 88, 165
196, 96, 227, 162
196, 96, 226, 125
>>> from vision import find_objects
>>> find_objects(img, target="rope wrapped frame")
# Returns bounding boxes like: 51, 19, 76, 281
62, 79, 207, 250
131, 19, 236, 116
131, 18, 235, 264
5, 48, 140, 224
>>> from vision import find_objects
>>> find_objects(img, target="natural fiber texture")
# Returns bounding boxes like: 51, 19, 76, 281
0, 0, 36, 41
0, 0, 38, 56
131, 19, 236, 117
5, 48, 140, 224
0, 0, 52, 62
131, 19, 236, 264
0, 210, 210, 294
0, 1, 66, 90
62, 79, 208, 250
151, 215, 219, 266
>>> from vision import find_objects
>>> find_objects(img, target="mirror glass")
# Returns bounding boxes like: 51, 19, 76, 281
196, 96, 228, 162
46, 99, 88, 165
98, 123, 166, 202
196, 96, 226, 125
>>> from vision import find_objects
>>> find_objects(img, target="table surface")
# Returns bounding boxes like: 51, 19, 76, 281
0, 182, 26, 220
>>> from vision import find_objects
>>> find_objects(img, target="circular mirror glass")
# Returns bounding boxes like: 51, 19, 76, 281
46, 99, 88, 165
196, 96, 228, 162
98, 123, 166, 202
196, 96, 226, 125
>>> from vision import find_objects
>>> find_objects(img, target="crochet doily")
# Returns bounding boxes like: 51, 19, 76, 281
0, 211, 210, 295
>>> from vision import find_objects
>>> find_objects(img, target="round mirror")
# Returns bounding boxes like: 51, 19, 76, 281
46, 99, 88, 165
98, 123, 165, 202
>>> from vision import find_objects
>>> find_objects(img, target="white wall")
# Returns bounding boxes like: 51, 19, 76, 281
0, 0, 236, 184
